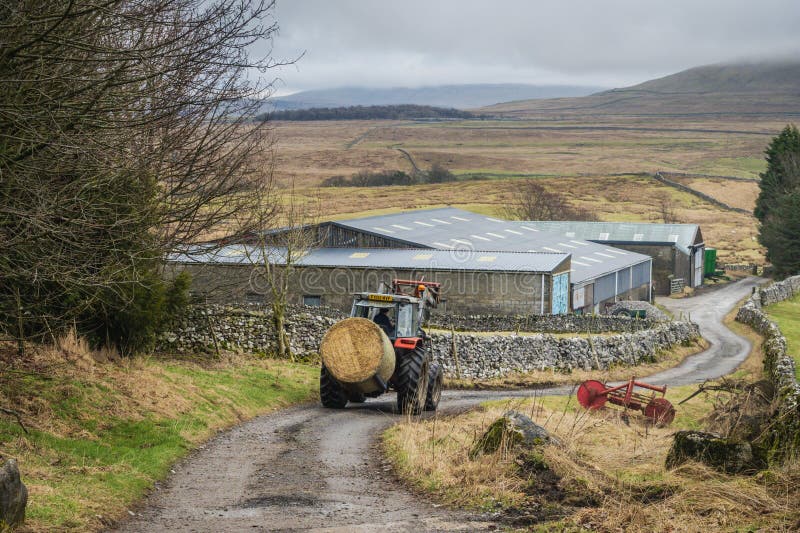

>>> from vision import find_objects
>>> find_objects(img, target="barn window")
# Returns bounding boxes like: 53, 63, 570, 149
303, 295, 322, 307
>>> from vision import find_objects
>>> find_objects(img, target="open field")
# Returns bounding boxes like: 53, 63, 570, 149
0, 340, 316, 532
264, 114, 792, 265
764, 292, 800, 380
271, 117, 785, 185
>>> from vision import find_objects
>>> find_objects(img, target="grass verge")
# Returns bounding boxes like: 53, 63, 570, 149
384, 386, 800, 531
0, 338, 316, 532
445, 336, 708, 390
763, 292, 800, 380
384, 300, 800, 531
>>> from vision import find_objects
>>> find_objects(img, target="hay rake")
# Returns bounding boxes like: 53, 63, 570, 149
577, 377, 676, 425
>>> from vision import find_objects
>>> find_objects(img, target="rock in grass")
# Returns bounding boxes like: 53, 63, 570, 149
470, 411, 554, 459
0, 458, 28, 529
665, 430, 767, 474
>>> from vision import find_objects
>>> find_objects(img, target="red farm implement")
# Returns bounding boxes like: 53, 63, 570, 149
577, 378, 676, 425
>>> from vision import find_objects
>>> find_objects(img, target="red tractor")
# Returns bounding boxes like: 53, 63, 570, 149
319, 280, 444, 415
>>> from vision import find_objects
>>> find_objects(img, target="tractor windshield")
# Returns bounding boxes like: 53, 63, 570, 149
350, 300, 416, 339
395, 303, 414, 338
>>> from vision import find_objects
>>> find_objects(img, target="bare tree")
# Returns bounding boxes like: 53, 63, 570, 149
504, 180, 598, 221
654, 192, 680, 224
0, 1, 292, 350
243, 183, 322, 360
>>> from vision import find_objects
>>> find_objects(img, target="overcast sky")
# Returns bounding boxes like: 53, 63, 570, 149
266, 0, 800, 95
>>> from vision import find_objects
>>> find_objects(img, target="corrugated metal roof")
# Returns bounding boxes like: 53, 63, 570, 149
515, 220, 702, 254
333, 208, 652, 284
170, 245, 570, 273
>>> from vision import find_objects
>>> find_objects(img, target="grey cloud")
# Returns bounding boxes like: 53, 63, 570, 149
262, 0, 800, 92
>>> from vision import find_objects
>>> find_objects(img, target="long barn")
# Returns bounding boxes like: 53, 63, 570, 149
168, 246, 573, 315
309, 208, 653, 313
171, 207, 661, 315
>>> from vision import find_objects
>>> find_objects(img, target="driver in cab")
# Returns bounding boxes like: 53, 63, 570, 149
373, 307, 394, 336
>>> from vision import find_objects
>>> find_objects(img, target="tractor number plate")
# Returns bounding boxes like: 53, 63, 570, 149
368, 294, 394, 302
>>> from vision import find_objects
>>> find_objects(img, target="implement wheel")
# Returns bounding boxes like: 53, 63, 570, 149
396, 347, 429, 415
577, 380, 608, 410
320, 365, 348, 409
645, 398, 676, 426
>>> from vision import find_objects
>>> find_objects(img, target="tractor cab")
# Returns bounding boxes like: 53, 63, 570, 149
349, 279, 441, 348
351, 294, 421, 340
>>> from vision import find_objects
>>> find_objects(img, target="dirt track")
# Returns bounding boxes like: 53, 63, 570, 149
116, 276, 763, 532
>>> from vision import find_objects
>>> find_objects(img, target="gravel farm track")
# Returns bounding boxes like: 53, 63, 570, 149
115, 276, 764, 532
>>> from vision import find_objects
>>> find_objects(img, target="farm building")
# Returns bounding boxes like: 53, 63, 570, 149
168, 246, 572, 315
310, 208, 653, 313
171, 207, 664, 315
516, 221, 704, 295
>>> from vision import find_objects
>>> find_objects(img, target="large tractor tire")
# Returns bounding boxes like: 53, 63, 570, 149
320, 365, 348, 409
424, 362, 444, 412
396, 347, 430, 415
347, 392, 366, 403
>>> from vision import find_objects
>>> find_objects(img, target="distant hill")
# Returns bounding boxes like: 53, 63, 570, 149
615, 61, 800, 94
258, 104, 476, 122
482, 62, 800, 118
267, 84, 606, 111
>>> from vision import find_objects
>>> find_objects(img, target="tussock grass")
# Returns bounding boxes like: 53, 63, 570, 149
384, 318, 800, 531
0, 336, 316, 532
385, 389, 800, 531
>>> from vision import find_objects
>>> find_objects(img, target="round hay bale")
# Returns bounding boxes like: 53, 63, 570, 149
320, 317, 395, 385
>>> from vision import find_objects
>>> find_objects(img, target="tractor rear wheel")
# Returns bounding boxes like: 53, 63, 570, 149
424, 363, 443, 412
348, 392, 366, 403
320, 365, 348, 409
396, 347, 429, 415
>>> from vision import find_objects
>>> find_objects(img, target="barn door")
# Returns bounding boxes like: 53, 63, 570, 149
693, 248, 704, 287
551, 273, 569, 315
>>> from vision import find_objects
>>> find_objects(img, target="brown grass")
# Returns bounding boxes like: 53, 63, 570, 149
253, 115, 777, 265
385, 387, 799, 531
383, 300, 800, 531
269, 117, 783, 186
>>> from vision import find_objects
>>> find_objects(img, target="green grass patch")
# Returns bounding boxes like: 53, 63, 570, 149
764, 292, 800, 380
697, 157, 766, 178
0, 354, 316, 531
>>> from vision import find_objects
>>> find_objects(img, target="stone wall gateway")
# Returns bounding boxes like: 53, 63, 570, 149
159, 304, 699, 380
735, 275, 800, 461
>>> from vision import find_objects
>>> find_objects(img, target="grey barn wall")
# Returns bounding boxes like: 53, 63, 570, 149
168, 262, 564, 315
609, 244, 684, 296
273, 219, 655, 304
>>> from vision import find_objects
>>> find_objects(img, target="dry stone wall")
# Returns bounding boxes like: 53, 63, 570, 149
158, 304, 699, 380
429, 321, 699, 380
735, 275, 800, 461
428, 312, 662, 334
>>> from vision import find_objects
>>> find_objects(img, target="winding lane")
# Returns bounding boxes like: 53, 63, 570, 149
115, 276, 764, 532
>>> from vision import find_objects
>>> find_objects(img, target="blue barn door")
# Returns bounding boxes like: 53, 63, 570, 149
551, 273, 569, 315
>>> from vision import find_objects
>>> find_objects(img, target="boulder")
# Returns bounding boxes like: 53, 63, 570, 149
470, 410, 555, 459
0, 458, 27, 529
665, 430, 767, 474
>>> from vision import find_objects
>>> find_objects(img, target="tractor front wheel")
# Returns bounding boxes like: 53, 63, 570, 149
424, 363, 443, 412
320, 365, 348, 409
396, 347, 429, 415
